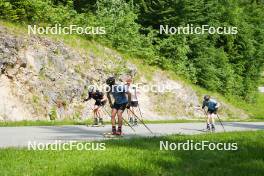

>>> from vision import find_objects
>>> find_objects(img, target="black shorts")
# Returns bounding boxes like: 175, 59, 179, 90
95, 100, 106, 106
130, 101, 138, 107
113, 103, 127, 111
208, 109, 217, 114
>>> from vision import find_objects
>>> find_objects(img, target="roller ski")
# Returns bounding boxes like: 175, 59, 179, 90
211, 124, 216, 132
102, 132, 123, 138
103, 126, 123, 138
202, 123, 215, 133
196, 124, 212, 133
99, 118, 104, 126
206, 123, 211, 132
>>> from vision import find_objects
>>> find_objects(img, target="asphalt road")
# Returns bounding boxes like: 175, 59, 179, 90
0, 122, 264, 148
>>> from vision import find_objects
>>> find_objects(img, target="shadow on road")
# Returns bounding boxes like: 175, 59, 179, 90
38, 126, 109, 140
223, 122, 264, 130
37, 126, 139, 141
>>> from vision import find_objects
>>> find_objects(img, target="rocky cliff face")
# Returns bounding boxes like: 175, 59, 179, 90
0, 25, 135, 120
0, 25, 248, 121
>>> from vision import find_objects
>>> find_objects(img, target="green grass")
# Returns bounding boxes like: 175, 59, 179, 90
189, 82, 264, 119
0, 131, 263, 176
1, 118, 264, 127
0, 119, 201, 127
144, 118, 264, 123
227, 93, 264, 119
0, 120, 91, 127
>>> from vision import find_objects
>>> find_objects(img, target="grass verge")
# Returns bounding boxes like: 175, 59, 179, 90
1, 118, 264, 127
0, 120, 91, 127
0, 119, 201, 127
0, 131, 263, 176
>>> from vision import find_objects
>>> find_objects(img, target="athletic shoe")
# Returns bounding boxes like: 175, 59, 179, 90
206, 124, 210, 131
211, 124, 215, 132
99, 118, 104, 125
129, 117, 133, 125
134, 118, 138, 126
112, 126, 116, 135
93, 118, 99, 126
116, 127, 122, 135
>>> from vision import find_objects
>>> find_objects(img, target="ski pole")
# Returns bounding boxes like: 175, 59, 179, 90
204, 109, 226, 132
203, 109, 209, 123
126, 108, 138, 126
83, 100, 105, 124
137, 103, 144, 119
193, 107, 209, 131
194, 106, 208, 123
127, 108, 153, 134
216, 114, 226, 132
102, 107, 136, 132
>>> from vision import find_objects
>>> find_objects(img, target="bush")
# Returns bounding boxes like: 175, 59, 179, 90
1, 0, 263, 102
49, 106, 57, 120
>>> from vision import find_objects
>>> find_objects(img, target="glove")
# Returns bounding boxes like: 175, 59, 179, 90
126, 103, 131, 109
83, 98, 90, 102
96, 99, 101, 104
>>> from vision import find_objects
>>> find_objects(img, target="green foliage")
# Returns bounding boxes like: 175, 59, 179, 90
0, 1, 18, 20
93, 0, 156, 59
49, 106, 57, 120
227, 93, 264, 119
0, 0, 264, 102
72, 112, 81, 120
32, 95, 40, 104
0, 0, 76, 24
0, 119, 92, 126
134, 0, 264, 100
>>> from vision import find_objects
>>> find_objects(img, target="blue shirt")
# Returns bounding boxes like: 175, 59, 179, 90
110, 84, 128, 104
202, 99, 218, 110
